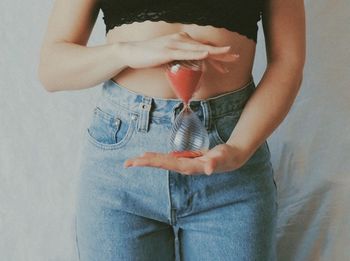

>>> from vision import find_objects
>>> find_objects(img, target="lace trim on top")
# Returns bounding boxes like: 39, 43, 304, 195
100, 1, 263, 42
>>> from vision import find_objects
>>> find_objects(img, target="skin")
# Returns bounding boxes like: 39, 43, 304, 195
38, 0, 306, 176
106, 22, 253, 99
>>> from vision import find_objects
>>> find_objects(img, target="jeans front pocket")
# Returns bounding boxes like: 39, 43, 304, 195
86, 105, 138, 150
212, 111, 272, 167
211, 111, 241, 145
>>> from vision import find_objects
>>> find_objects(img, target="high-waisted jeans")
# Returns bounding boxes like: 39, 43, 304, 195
75, 76, 278, 261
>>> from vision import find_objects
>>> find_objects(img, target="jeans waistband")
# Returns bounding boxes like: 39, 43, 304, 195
98, 76, 256, 132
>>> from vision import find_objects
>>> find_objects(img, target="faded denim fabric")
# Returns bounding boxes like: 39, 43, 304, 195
75, 76, 277, 261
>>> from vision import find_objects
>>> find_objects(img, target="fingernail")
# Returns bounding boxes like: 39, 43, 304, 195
218, 46, 231, 51
124, 161, 131, 168
227, 54, 240, 59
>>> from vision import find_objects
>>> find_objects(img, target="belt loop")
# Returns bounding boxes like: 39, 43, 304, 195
171, 102, 183, 124
137, 96, 153, 133
200, 100, 211, 131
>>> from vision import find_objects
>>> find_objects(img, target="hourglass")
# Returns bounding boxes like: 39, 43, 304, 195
165, 60, 210, 158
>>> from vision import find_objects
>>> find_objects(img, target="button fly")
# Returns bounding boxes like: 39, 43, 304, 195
141, 104, 151, 110
114, 118, 121, 127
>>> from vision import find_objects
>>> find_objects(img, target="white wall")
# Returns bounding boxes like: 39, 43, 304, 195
0, 0, 349, 260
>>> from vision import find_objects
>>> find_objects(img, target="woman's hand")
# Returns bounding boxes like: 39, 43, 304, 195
123, 143, 249, 176
119, 31, 240, 73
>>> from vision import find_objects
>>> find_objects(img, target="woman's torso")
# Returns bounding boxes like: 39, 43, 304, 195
106, 21, 257, 99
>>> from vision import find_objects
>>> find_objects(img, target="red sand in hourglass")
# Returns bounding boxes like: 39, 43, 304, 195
166, 64, 202, 105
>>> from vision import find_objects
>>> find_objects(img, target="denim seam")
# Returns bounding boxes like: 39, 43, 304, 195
85, 116, 137, 150
167, 170, 176, 226
74, 214, 81, 261
100, 93, 136, 114
102, 90, 248, 122
102, 94, 172, 121
137, 96, 153, 133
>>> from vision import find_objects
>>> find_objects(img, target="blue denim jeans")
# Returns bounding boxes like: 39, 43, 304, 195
75, 76, 278, 261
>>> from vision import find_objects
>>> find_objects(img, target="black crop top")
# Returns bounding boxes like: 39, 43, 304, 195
99, 0, 264, 42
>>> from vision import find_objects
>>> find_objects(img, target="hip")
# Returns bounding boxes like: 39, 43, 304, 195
76, 76, 277, 219
81, 75, 273, 171
111, 66, 254, 100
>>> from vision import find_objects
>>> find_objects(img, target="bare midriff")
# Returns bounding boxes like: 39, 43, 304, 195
106, 21, 257, 100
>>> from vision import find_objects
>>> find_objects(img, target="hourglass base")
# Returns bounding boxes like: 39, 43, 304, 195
168, 150, 204, 158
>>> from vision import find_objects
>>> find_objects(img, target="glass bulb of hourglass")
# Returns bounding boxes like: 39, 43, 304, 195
170, 105, 210, 152
165, 60, 210, 157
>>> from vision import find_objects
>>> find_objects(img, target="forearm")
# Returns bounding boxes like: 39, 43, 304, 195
38, 42, 128, 92
226, 61, 303, 159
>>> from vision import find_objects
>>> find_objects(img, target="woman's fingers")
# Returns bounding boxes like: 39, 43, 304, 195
169, 41, 232, 54
208, 53, 240, 62
206, 59, 229, 73
170, 49, 210, 60
124, 152, 207, 175
171, 33, 239, 57
204, 53, 240, 73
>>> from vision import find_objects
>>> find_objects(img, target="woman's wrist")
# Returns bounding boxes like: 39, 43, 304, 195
111, 41, 130, 71
225, 141, 253, 166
